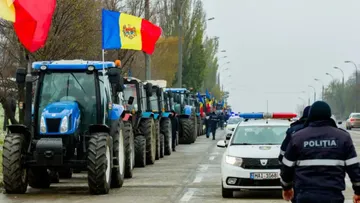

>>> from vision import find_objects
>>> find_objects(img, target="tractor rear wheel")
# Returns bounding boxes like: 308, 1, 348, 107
140, 118, 156, 165
2, 133, 28, 194
155, 120, 161, 160
161, 118, 172, 156
123, 121, 135, 178
87, 133, 112, 195
110, 120, 125, 188
190, 116, 198, 143
134, 135, 146, 167
160, 133, 165, 158
179, 119, 193, 144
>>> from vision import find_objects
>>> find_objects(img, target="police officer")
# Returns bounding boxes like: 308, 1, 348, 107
280, 101, 360, 203
278, 105, 310, 203
279, 105, 310, 163
209, 112, 219, 140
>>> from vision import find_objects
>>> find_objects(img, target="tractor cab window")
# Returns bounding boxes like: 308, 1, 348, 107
99, 72, 111, 124
140, 84, 147, 111
38, 71, 97, 133
150, 93, 159, 111
180, 94, 184, 104
123, 84, 138, 111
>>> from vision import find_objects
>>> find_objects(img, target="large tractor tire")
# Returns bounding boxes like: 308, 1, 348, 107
2, 133, 28, 194
28, 168, 51, 189
161, 118, 172, 156
110, 120, 125, 188
155, 120, 161, 160
190, 116, 198, 143
134, 135, 146, 167
160, 133, 165, 158
123, 121, 135, 178
179, 119, 193, 144
139, 118, 156, 165
87, 133, 112, 195
59, 168, 73, 179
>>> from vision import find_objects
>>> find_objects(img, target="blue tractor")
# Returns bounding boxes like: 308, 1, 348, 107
148, 84, 173, 156
122, 77, 156, 167
3, 60, 126, 194
164, 88, 197, 144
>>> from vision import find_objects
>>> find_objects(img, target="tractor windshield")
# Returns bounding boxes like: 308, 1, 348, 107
38, 72, 97, 132
123, 84, 138, 111
150, 94, 159, 111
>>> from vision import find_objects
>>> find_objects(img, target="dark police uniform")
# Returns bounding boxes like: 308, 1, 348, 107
209, 113, 219, 140
278, 118, 306, 163
280, 120, 360, 203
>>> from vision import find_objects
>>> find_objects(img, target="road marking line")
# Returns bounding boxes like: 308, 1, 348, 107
209, 156, 215, 160
193, 175, 203, 183
198, 164, 209, 172
180, 190, 194, 202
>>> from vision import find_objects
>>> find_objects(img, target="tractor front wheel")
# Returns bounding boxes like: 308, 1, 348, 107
87, 133, 112, 195
2, 133, 28, 194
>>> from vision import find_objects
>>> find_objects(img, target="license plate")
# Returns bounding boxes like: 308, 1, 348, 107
250, 172, 279, 180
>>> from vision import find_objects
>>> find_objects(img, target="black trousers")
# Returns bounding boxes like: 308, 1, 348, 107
296, 189, 344, 203
172, 131, 177, 149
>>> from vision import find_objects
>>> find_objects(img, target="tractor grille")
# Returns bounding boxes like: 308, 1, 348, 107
241, 158, 280, 169
46, 118, 61, 133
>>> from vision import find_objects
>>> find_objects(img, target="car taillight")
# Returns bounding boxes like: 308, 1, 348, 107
350, 118, 355, 122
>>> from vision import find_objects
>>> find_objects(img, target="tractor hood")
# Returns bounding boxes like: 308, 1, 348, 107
42, 101, 79, 118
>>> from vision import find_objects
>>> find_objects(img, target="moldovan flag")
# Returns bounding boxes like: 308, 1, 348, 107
0, 0, 56, 52
102, 9, 162, 55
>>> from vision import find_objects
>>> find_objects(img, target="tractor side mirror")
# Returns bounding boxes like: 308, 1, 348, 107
16, 68, 26, 84
156, 88, 162, 97
128, 96, 134, 105
107, 68, 123, 92
144, 83, 153, 97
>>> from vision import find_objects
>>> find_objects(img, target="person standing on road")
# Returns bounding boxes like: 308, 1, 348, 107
219, 112, 225, 130
278, 105, 310, 203
209, 112, 219, 140
280, 101, 360, 203
205, 112, 211, 138
170, 110, 178, 152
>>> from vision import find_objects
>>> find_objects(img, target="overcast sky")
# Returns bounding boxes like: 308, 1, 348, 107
203, 0, 360, 114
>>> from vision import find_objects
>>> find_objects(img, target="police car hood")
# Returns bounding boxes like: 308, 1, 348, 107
227, 145, 280, 158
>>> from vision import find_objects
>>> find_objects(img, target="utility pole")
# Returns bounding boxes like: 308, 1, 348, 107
177, 0, 183, 88
144, 0, 151, 80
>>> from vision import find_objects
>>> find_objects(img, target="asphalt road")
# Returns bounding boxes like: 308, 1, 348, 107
0, 127, 359, 203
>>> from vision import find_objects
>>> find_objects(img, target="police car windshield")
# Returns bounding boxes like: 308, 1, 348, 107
231, 126, 288, 145
228, 117, 242, 124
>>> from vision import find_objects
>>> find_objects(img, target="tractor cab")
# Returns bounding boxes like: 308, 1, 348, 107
123, 77, 152, 116
164, 88, 197, 144
5, 60, 126, 195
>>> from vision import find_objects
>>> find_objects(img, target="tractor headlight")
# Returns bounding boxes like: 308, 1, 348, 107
225, 155, 243, 166
60, 116, 68, 133
40, 116, 46, 133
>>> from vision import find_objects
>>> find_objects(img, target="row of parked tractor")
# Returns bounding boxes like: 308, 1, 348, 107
2, 60, 208, 195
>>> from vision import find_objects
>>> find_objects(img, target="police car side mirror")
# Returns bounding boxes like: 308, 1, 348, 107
338, 121, 342, 125
217, 140, 227, 148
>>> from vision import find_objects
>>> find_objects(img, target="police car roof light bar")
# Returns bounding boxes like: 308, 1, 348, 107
239, 112, 297, 119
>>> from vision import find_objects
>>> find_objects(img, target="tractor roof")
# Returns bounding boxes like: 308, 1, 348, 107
164, 88, 188, 93
32, 60, 116, 70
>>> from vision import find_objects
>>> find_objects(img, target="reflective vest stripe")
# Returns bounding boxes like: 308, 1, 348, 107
296, 159, 344, 166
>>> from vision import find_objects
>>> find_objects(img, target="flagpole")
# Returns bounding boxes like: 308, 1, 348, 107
102, 49, 106, 123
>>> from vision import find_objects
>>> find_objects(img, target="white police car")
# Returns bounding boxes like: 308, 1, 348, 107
225, 116, 243, 140
217, 112, 296, 198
